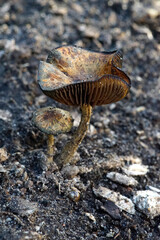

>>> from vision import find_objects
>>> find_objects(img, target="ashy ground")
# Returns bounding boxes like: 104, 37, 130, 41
0, 0, 160, 239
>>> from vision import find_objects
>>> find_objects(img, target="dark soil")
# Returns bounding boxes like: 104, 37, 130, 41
0, 0, 160, 239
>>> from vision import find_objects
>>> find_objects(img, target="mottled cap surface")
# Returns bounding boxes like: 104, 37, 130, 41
32, 107, 73, 134
38, 45, 131, 107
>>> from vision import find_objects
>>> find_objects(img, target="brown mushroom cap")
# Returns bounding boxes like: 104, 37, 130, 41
32, 107, 73, 135
38, 46, 131, 107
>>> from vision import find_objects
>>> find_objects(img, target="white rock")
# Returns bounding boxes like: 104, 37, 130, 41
0, 109, 12, 122
35, 226, 41, 231
71, 111, 80, 127
147, 8, 160, 18
85, 212, 96, 223
107, 172, 138, 187
133, 190, 160, 218
122, 164, 148, 176
78, 24, 100, 38
155, 131, 160, 139
0, 163, 7, 173
148, 186, 160, 193
109, 103, 116, 110
5, 39, 19, 52
93, 186, 135, 215
88, 124, 97, 136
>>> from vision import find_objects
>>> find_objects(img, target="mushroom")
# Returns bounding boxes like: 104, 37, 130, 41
32, 107, 73, 164
38, 45, 131, 167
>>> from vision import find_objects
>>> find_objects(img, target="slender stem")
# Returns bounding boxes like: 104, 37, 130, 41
56, 104, 92, 167
47, 134, 54, 163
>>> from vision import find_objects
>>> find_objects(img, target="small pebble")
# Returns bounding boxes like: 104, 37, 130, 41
88, 124, 97, 136
107, 172, 138, 187
136, 106, 146, 112
0, 163, 7, 173
94, 121, 103, 128
15, 166, 24, 177
106, 231, 115, 238
0, 109, 12, 122
103, 137, 116, 148
23, 171, 28, 181
78, 25, 100, 38
5, 39, 19, 52
122, 164, 148, 176
71, 3, 83, 14
62, 165, 79, 179
93, 186, 135, 214
133, 190, 160, 218
109, 103, 116, 110
0, 148, 9, 162
85, 212, 96, 223
35, 226, 41, 231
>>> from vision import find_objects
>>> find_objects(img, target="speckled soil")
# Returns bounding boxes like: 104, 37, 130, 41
0, 0, 160, 239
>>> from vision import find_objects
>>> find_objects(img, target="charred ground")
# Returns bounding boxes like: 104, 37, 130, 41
0, 0, 160, 239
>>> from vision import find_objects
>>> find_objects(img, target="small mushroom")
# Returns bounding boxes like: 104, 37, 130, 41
32, 107, 73, 164
38, 46, 131, 167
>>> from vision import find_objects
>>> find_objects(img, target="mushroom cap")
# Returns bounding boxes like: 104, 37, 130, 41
32, 107, 73, 135
38, 45, 131, 107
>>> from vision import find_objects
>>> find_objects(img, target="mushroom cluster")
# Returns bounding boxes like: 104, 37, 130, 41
37, 45, 131, 167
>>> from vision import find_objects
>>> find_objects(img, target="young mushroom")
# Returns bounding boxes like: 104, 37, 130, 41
32, 107, 73, 164
38, 45, 131, 167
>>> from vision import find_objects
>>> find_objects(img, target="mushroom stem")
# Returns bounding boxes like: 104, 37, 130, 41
47, 134, 54, 163
56, 104, 92, 167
